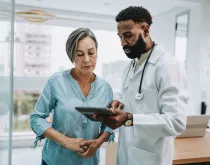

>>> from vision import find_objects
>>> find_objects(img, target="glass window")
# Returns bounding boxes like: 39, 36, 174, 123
11, 21, 129, 165
174, 13, 189, 65
0, 0, 14, 164
13, 22, 128, 132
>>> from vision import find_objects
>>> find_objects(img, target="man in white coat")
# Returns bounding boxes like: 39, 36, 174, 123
93, 6, 188, 165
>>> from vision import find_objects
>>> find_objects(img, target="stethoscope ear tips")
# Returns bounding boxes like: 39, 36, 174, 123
136, 92, 144, 100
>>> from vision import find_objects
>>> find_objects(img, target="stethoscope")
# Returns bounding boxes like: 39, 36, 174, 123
123, 42, 156, 100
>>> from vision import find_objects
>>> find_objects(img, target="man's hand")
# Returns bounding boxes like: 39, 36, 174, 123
78, 139, 101, 158
109, 100, 124, 110
93, 108, 127, 130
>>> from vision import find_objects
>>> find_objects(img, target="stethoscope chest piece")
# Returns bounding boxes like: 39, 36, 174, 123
136, 92, 144, 100
125, 42, 156, 101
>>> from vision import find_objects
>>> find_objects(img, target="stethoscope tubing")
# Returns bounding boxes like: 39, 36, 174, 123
123, 42, 156, 100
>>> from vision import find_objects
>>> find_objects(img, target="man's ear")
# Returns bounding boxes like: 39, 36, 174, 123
142, 24, 150, 37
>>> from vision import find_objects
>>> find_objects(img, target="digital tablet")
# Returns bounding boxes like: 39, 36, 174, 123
75, 106, 113, 121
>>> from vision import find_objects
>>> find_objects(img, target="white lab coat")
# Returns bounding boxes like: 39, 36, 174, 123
116, 44, 188, 165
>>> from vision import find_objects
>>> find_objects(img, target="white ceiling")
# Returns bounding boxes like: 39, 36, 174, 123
0, 0, 202, 31
10, 0, 201, 16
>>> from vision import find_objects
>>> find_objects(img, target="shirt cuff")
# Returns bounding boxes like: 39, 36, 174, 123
33, 124, 51, 149
100, 124, 115, 143
133, 114, 145, 125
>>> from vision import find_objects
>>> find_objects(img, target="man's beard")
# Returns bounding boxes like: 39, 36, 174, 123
123, 34, 147, 59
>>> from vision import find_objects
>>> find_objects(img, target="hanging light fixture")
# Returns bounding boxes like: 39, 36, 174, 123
16, 9, 55, 22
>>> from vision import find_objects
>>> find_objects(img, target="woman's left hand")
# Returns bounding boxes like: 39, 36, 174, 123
78, 139, 102, 158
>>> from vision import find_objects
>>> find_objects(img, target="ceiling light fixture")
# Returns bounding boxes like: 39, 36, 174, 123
16, 9, 55, 22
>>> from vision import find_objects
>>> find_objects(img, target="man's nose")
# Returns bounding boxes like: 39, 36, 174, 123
121, 39, 127, 47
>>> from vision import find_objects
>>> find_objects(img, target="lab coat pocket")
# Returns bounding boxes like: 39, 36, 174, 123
128, 145, 156, 165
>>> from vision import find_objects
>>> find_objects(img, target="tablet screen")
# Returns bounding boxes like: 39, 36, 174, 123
75, 106, 113, 121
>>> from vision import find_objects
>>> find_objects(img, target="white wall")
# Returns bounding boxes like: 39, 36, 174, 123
150, 5, 210, 115
196, 1, 210, 115
151, 7, 187, 56
184, 1, 210, 116
185, 5, 202, 115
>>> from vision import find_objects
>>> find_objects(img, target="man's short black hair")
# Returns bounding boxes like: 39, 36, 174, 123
115, 6, 153, 26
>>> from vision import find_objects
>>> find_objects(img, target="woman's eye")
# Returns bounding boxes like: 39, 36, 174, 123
77, 54, 83, 56
89, 52, 95, 55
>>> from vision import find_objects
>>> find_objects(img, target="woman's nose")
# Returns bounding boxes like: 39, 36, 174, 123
84, 54, 90, 63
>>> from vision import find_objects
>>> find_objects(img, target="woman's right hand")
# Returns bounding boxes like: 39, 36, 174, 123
61, 137, 86, 153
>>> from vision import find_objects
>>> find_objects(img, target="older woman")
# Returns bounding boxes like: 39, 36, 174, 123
30, 28, 114, 165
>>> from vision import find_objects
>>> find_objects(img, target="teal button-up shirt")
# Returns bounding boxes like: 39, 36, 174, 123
30, 69, 114, 165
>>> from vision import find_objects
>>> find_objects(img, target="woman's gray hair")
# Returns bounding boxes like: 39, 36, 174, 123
66, 28, 98, 63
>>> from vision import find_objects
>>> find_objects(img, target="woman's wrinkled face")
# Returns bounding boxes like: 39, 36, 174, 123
74, 37, 97, 75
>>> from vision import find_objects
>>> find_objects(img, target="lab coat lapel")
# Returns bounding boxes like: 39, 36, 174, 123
133, 44, 165, 76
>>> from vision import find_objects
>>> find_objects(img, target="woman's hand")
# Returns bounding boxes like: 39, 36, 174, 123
78, 139, 102, 158
61, 137, 86, 153
43, 128, 89, 153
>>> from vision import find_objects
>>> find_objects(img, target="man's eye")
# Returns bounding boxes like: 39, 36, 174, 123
125, 34, 132, 38
77, 54, 83, 56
